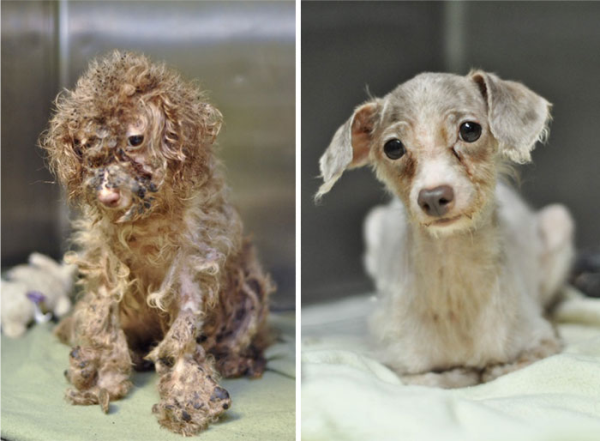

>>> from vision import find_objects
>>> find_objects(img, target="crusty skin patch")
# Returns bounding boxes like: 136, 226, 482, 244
42, 51, 273, 435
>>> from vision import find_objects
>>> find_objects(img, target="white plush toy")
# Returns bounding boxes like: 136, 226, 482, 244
1, 253, 76, 338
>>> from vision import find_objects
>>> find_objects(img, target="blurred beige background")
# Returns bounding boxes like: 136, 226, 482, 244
1, 0, 295, 308
302, 1, 600, 305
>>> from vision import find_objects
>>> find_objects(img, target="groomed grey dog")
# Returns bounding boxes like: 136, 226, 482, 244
317, 71, 574, 388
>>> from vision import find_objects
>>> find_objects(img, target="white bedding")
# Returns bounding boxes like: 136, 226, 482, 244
302, 290, 600, 441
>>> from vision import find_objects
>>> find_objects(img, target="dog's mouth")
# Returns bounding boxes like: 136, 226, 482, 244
423, 214, 463, 227
98, 191, 157, 224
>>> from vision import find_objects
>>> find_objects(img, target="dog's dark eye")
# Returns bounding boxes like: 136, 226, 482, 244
127, 135, 144, 148
73, 139, 83, 158
383, 139, 405, 160
459, 122, 482, 143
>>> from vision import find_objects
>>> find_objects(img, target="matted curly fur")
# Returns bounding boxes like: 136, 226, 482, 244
40, 51, 273, 435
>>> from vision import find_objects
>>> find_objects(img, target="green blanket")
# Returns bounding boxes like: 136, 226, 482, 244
1, 313, 295, 441
302, 289, 600, 441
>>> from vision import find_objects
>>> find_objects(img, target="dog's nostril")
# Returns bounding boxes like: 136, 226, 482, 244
418, 185, 455, 217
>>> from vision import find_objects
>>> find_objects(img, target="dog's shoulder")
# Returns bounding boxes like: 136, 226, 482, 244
495, 181, 542, 272
495, 181, 536, 236
363, 197, 408, 280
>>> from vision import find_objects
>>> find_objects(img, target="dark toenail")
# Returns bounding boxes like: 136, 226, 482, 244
70, 347, 80, 359
210, 387, 229, 402
64, 369, 69, 378
181, 411, 191, 422
79, 361, 87, 368
223, 403, 229, 410
193, 402, 203, 410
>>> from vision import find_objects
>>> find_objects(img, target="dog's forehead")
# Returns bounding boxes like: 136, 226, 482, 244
382, 73, 486, 123
68, 55, 158, 129
69, 92, 140, 135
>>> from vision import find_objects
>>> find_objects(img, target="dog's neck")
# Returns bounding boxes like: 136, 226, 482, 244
407, 195, 503, 304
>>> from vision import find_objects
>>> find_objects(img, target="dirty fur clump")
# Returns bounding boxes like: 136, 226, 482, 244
40, 50, 273, 435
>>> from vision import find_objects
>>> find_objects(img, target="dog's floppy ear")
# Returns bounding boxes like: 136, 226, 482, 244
316, 101, 380, 199
39, 92, 86, 201
470, 70, 551, 164
154, 91, 223, 185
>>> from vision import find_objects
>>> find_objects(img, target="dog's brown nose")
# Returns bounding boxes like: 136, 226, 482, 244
98, 188, 121, 207
418, 185, 454, 217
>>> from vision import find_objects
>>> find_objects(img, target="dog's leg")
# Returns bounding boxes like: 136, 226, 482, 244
210, 284, 271, 379
401, 367, 481, 389
538, 204, 575, 306
63, 293, 132, 412
209, 247, 272, 379
481, 337, 562, 383
148, 309, 231, 435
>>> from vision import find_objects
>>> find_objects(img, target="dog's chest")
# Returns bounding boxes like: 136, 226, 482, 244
375, 229, 518, 370
115, 220, 179, 286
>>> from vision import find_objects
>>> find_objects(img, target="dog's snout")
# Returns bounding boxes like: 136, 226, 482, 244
418, 185, 454, 217
98, 188, 121, 207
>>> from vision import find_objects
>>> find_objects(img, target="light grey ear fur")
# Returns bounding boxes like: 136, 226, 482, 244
470, 70, 552, 164
316, 101, 379, 200
316, 119, 354, 199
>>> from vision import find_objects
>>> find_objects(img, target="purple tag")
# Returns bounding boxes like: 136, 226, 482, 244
26, 291, 47, 304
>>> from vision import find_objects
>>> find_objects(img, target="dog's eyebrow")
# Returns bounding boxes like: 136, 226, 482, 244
380, 121, 413, 140
443, 109, 481, 124
383, 107, 415, 128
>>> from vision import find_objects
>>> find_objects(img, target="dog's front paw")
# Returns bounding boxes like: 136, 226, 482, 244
154, 358, 231, 435
152, 392, 229, 436
66, 387, 110, 413
64, 345, 132, 412
402, 367, 481, 388
66, 346, 100, 390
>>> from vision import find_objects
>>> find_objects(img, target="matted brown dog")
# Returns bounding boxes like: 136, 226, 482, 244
41, 51, 273, 435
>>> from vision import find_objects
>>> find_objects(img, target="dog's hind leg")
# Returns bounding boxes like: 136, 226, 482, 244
537, 204, 575, 307
207, 243, 273, 379
481, 337, 562, 383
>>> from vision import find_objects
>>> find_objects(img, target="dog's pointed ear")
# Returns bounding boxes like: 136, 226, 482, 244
316, 101, 381, 199
470, 70, 551, 163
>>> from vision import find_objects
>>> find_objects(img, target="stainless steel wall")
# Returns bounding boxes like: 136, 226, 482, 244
1, 0, 295, 307
302, 1, 600, 305
2, 1, 61, 262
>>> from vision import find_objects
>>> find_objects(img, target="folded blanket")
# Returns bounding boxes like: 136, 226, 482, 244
302, 289, 600, 441
1, 313, 295, 441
